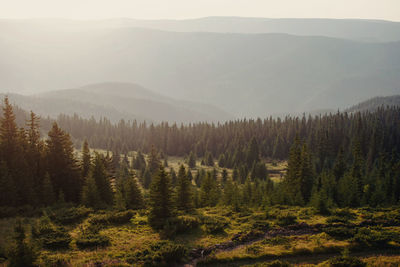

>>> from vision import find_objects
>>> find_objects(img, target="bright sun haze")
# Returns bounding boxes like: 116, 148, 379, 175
1, 0, 400, 21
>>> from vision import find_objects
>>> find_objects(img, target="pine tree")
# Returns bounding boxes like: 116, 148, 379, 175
0, 161, 17, 206
246, 137, 260, 167
132, 150, 146, 171
143, 168, 152, 189
221, 169, 228, 184
41, 173, 55, 206
7, 219, 37, 267
199, 172, 220, 207
148, 165, 175, 229
91, 153, 113, 206
148, 145, 161, 175
124, 176, 144, 210
82, 175, 101, 209
81, 139, 91, 178
176, 165, 193, 212
188, 151, 196, 168
46, 123, 81, 203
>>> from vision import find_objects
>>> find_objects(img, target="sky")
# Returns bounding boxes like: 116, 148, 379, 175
1, 0, 400, 21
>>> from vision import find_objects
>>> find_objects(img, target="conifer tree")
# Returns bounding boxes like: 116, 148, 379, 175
81, 139, 91, 178
143, 168, 152, 189
82, 175, 101, 209
148, 165, 175, 229
123, 176, 144, 210
246, 137, 260, 167
91, 153, 113, 206
176, 165, 193, 212
188, 151, 196, 168
0, 161, 17, 206
46, 123, 81, 202
41, 173, 55, 206
148, 145, 161, 174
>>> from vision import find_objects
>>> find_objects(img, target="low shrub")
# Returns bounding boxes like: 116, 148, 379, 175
6, 220, 38, 267
127, 240, 186, 266
323, 226, 356, 240
75, 224, 110, 249
252, 220, 270, 231
250, 260, 292, 267
0, 206, 39, 218
262, 236, 290, 246
351, 227, 398, 248
328, 256, 366, 267
326, 216, 350, 224
246, 244, 262, 255
331, 208, 355, 220
31, 217, 71, 250
75, 233, 110, 249
200, 215, 229, 234
276, 213, 297, 226
88, 210, 134, 226
175, 215, 200, 233
47, 206, 92, 225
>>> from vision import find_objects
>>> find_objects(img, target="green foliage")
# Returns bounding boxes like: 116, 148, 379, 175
127, 240, 186, 266
323, 226, 356, 240
47, 206, 92, 225
188, 151, 196, 169
262, 236, 290, 246
75, 225, 110, 249
201, 215, 229, 234
328, 256, 366, 267
31, 216, 71, 250
6, 219, 38, 267
352, 227, 398, 248
88, 210, 135, 226
276, 213, 297, 226
175, 165, 193, 212
250, 260, 291, 267
148, 165, 175, 229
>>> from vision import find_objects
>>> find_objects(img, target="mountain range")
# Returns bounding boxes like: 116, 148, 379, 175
1, 17, 400, 120
2, 82, 232, 123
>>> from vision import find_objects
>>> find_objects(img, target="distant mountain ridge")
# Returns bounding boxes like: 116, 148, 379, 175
2, 82, 233, 123
1, 18, 400, 117
346, 95, 400, 113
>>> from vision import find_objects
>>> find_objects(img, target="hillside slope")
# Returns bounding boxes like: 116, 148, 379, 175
2, 82, 232, 123
346, 95, 400, 113
0, 22, 400, 117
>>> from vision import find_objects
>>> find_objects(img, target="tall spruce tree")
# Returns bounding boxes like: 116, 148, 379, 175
176, 165, 193, 212
46, 123, 81, 203
148, 165, 175, 229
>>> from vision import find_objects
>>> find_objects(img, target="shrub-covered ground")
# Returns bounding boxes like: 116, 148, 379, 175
1, 205, 400, 266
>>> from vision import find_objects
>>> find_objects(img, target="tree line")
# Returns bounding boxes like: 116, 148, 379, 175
1, 97, 400, 223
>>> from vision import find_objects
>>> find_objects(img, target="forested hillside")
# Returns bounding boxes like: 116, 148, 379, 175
1, 96, 400, 210
346, 95, 400, 113
2, 82, 232, 123
1, 21, 400, 117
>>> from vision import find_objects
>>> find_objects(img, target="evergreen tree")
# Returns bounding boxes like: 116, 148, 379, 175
81, 139, 91, 178
246, 137, 260, 167
91, 153, 113, 206
148, 145, 161, 175
41, 173, 55, 206
188, 151, 196, 169
82, 175, 101, 209
0, 161, 17, 206
124, 176, 144, 210
176, 165, 193, 212
7, 220, 37, 267
143, 168, 152, 189
46, 123, 81, 203
148, 165, 175, 229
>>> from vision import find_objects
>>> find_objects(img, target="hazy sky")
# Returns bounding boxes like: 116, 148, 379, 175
1, 0, 400, 21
